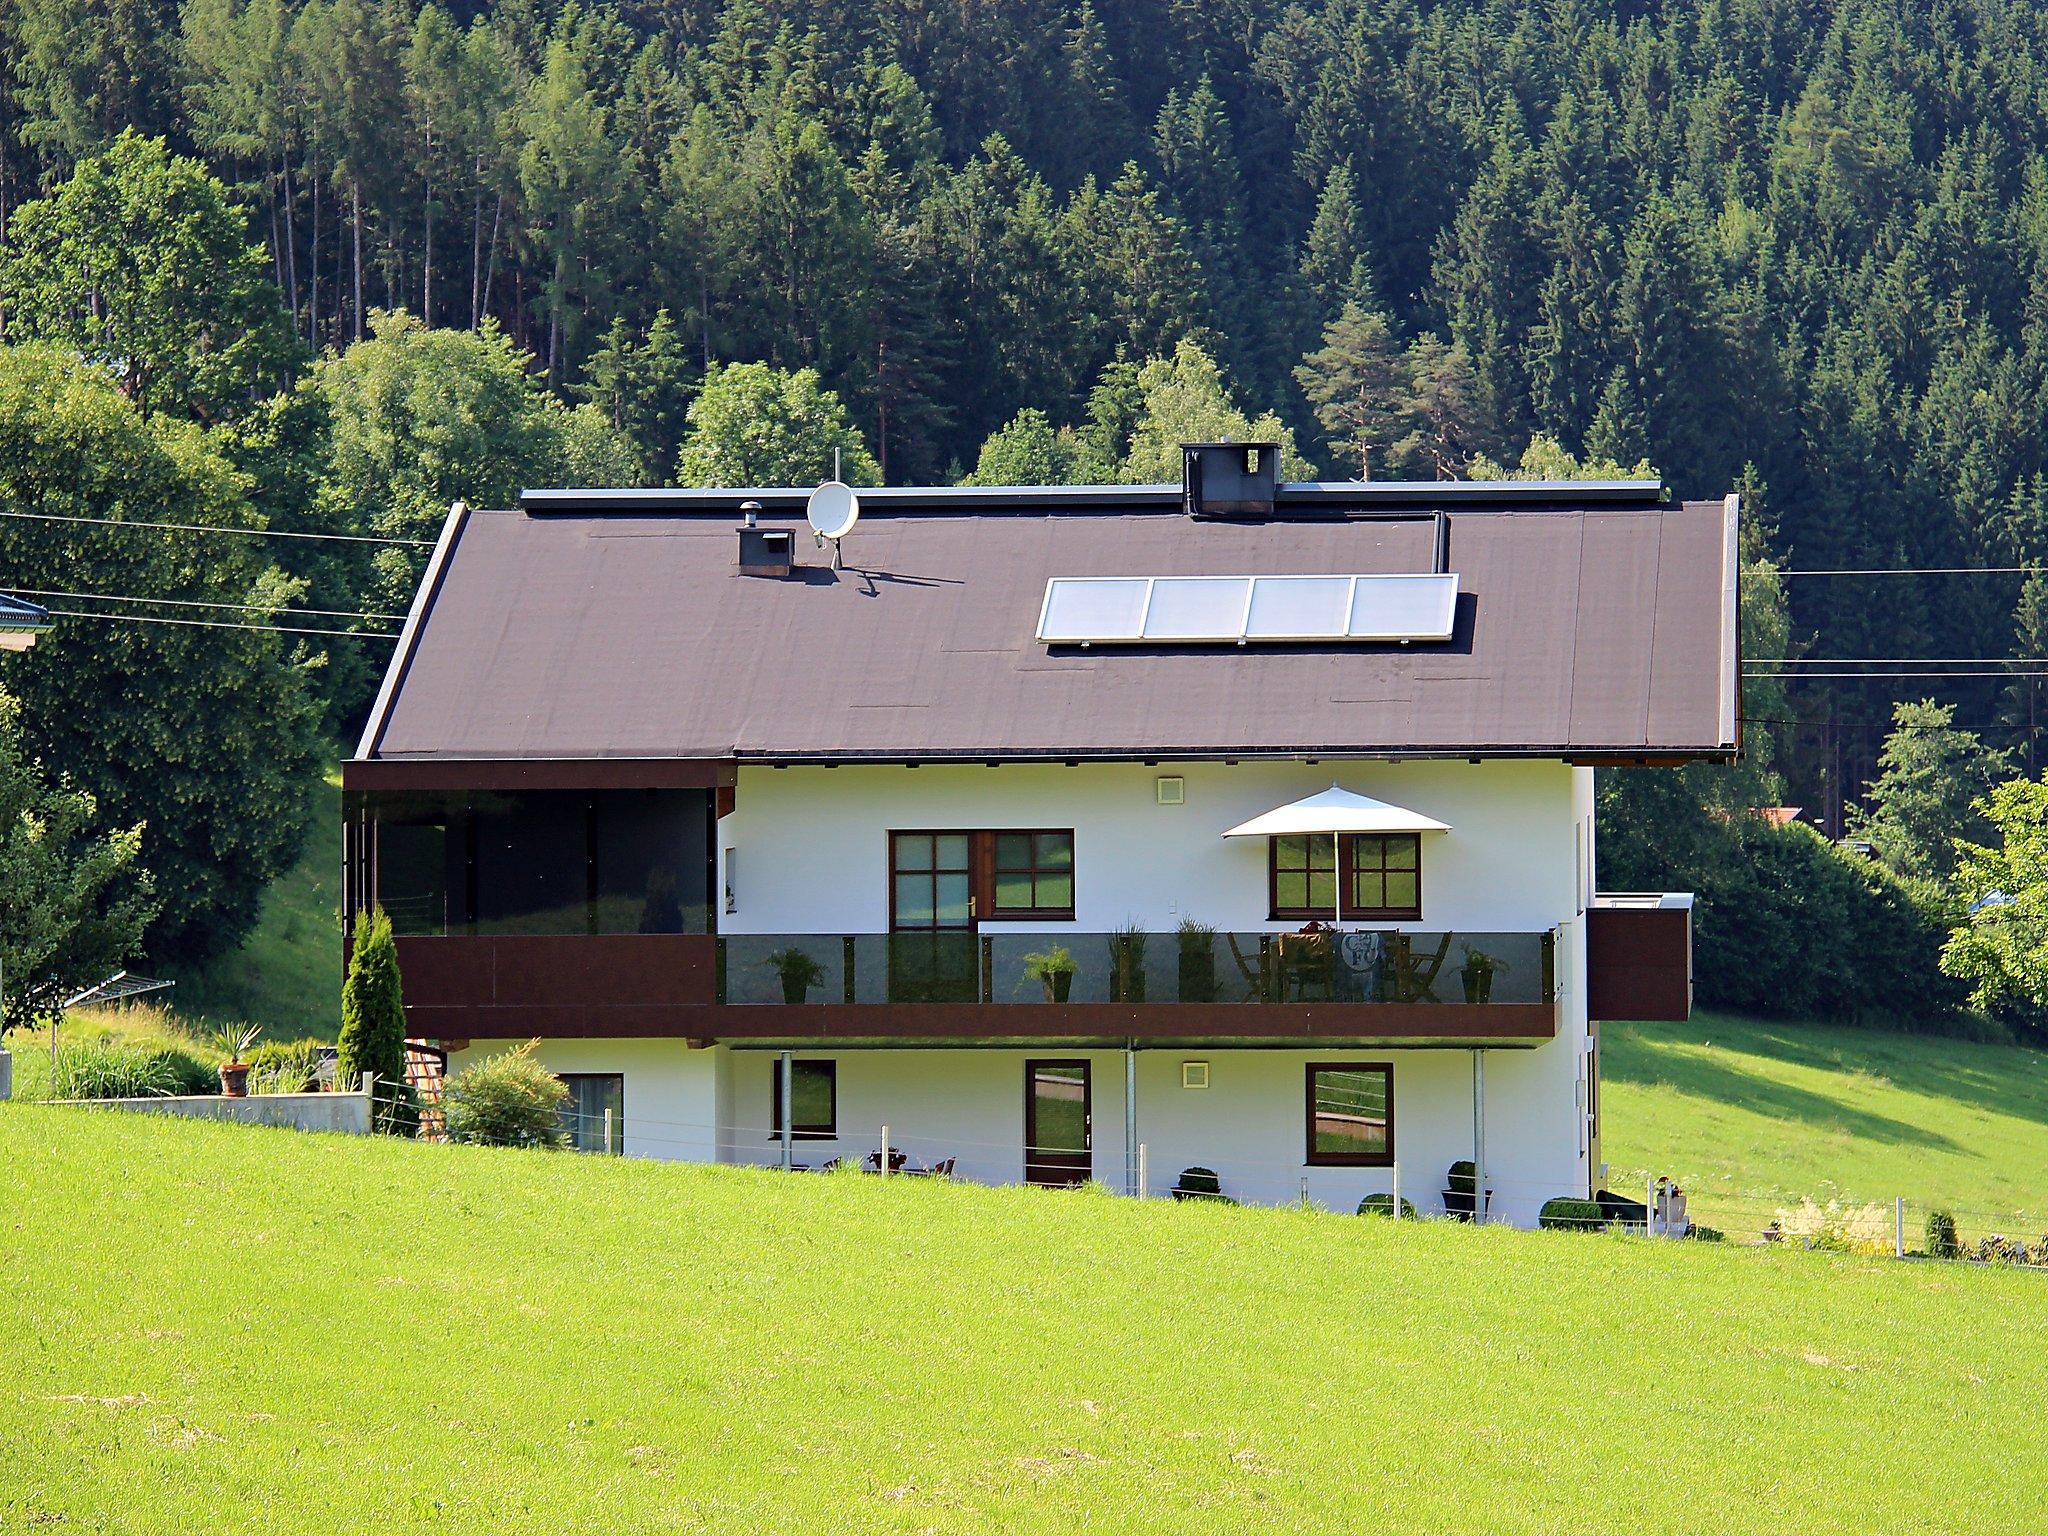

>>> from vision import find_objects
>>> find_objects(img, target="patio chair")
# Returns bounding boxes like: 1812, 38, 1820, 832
1385, 932, 1452, 1003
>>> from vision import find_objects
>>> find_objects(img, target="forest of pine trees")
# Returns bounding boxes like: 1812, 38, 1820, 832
4, 0, 2048, 821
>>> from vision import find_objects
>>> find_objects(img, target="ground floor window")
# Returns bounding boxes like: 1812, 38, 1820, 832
1305, 1062, 1393, 1166
772, 1059, 838, 1140
559, 1073, 624, 1153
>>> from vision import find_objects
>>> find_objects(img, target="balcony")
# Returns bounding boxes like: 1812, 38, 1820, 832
391, 928, 1558, 1047
709, 928, 1558, 1046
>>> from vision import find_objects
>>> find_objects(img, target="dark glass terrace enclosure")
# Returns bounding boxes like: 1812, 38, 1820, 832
345, 788, 716, 936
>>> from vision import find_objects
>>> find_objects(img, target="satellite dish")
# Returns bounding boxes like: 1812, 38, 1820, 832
807, 480, 860, 541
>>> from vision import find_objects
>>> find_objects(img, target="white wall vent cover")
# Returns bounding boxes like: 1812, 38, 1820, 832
1037, 573, 1459, 645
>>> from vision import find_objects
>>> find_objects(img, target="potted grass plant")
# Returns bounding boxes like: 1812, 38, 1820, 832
1108, 922, 1148, 1003
211, 1023, 263, 1098
767, 946, 827, 1004
1023, 945, 1076, 1003
1176, 918, 1218, 1002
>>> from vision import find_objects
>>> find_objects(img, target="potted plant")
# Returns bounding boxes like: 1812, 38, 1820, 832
767, 946, 827, 1004
1442, 1158, 1477, 1219
1022, 945, 1076, 1003
212, 1023, 263, 1098
1108, 922, 1148, 1003
1176, 918, 1218, 1002
1458, 945, 1507, 1004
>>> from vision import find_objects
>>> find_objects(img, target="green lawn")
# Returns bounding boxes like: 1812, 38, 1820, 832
163, 769, 341, 1042
3, 1105, 2045, 1532
1601, 1012, 2048, 1244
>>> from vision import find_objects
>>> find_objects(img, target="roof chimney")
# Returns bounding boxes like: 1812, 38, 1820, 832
736, 502, 793, 576
1183, 442, 1279, 519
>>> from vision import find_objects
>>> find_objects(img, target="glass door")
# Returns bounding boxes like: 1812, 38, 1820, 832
1025, 1059, 1092, 1186
888, 832, 979, 1001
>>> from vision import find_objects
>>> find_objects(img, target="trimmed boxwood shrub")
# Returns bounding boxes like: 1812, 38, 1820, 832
1357, 1193, 1418, 1218
1926, 1208, 1960, 1259
443, 1042, 569, 1149
1171, 1166, 1224, 1201
1538, 1196, 1606, 1231
1447, 1159, 1476, 1195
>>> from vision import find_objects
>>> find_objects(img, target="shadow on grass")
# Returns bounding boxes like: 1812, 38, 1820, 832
1603, 1022, 1971, 1155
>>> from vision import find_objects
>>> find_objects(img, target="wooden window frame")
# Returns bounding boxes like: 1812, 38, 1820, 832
888, 829, 1076, 929
1304, 1061, 1395, 1167
771, 1058, 837, 1141
1269, 833, 1422, 922
887, 831, 974, 932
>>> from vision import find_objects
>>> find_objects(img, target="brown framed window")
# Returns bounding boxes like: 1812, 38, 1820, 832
991, 832, 1074, 918
771, 1059, 837, 1140
1269, 833, 1421, 921
889, 829, 1075, 928
890, 833, 973, 930
1305, 1063, 1393, 1166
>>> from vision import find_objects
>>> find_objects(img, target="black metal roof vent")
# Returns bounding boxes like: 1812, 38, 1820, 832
1183, 442, 1279, 519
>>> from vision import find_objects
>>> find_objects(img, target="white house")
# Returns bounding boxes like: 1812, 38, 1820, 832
343, 446, 1732, 1222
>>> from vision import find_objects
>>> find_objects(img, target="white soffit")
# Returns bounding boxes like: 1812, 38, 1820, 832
1037, 573, 1459, 644
1222, 785, 1452, 839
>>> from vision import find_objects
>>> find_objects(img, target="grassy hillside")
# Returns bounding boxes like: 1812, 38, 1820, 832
165, 769, 341, 1041
3, 1106, 2045, 1533
1601, 1013, 2048, 1244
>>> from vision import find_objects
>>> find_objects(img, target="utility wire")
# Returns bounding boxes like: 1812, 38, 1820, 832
44, 607, 399, 641
0, 507, 433, 547
1747, 668, 2048, 678
3, 585, 404, 623
1775, 565, 2036, 577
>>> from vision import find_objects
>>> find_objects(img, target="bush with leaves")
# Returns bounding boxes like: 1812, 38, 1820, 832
1538, 1196, 1606, 1231
442, 1042, 570, 1149
244, 1039, 325, 1095
1357, 1193, 1418, 1218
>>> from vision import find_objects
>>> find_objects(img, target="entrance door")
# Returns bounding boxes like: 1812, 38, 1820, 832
1025, 1059, 1092, 1186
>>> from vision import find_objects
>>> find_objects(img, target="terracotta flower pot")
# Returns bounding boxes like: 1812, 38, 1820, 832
220, 1062, 250, 1098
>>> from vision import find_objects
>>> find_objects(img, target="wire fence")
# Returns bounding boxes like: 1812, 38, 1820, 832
337, 1083, 2048, 1268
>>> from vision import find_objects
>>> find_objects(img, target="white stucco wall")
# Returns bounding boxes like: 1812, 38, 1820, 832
446, 759, 1600, 1219
719, 758, 1578, 937
448, 1036, 719, 1162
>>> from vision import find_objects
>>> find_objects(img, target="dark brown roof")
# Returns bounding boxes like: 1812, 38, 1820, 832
356, 486, 1738, 767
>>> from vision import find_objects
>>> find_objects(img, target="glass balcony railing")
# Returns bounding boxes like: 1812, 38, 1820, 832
715, 930, 1556, 1007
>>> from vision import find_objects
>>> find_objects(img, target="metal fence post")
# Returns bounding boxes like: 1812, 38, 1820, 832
1895, 1196, 1905, 1258
880, 1124, 890, 1177
1136, 1142, 1147, 1199
1647, 1174, 1657, 1237
1391, 1161, 1401, 1220
604, 1106, 615, 1157
362, 1071, 377, 1134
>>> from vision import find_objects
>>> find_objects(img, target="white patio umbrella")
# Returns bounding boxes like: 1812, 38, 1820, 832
1223, 784, 1450, 923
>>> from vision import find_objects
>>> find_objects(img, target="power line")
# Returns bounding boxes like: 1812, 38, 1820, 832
1765, 657, 2048, 666
3, 585, 404, 623
0, 507, 433, 547
1775, 565, 2037, 577
1747, 669, 2048, 679
44, 607, 399, 641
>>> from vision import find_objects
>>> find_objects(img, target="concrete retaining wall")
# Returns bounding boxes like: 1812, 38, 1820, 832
53, 1089, 373, 1134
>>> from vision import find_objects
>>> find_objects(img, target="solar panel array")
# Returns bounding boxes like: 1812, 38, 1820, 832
1036, 573, 1460, 645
